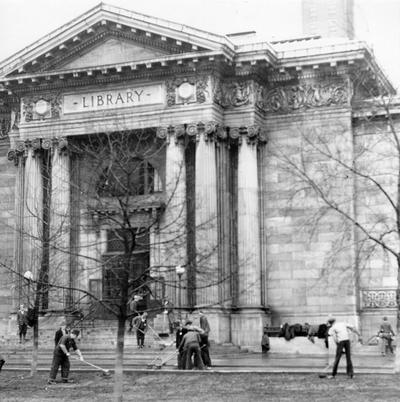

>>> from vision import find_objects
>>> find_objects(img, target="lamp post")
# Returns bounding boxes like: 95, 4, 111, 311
175, 265, 186, 321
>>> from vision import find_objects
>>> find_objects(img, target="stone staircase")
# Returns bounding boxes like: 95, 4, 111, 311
0, 313, 249, 372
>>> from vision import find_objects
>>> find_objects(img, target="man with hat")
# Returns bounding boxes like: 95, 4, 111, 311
327, 316, 362, 379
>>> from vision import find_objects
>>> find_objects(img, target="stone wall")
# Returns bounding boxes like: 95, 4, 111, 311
264, 107, 358, 327
353, 117, 399, 339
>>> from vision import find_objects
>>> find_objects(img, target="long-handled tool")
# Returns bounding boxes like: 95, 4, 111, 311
72, 356, 111, 376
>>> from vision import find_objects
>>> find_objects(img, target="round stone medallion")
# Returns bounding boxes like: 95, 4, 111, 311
35, 99, 49, 115
178, 82, 194, 99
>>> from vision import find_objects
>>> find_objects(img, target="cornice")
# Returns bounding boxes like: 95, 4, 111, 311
1, 51, 230, 91
5, 63, 221, 96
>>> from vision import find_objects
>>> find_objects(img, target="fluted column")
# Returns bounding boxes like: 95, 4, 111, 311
157, 126, 187, 308
195, 124, 219, 306
23, 140, 43, 299
8, 146, 26, 307
48, 138, 70, 310
215, 129, 234, 307
236, 127, 263, 307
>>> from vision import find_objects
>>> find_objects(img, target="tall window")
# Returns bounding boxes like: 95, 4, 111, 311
97, 157, 161, 197
102, 228, 150, 301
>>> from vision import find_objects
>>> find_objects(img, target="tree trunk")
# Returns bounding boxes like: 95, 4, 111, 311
113, 315, 126, 402
394, 260, 400, 373
30, 307, 39, 376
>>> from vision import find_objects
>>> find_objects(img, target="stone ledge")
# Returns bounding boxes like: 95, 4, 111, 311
246, 337, 384, 356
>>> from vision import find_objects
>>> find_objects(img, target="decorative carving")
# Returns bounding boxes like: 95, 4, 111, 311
156, 127, 168, 140
361, 289, 397, 309
216, 126, 227, 140
174, 125, 186, 142
186, 124, 198, 137
15, 141, 26, 154
166, 76, 209, 106
7, 149, 16, 162
31, 138, 42, 151
41, 138, 52, 150
214, 80, 251, 108
57, 137, 68, 150
155, 122, 266, 146
22, 93, 62, 122
0, 96, 20, 139
195, 76, 208, 104
0, 116, 10, 139
165, 80, 177, 107
261, 83, 350, 113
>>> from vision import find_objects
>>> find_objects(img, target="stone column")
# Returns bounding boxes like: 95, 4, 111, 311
8, 144, 25, 307
195, 123, 219, 306
230, 126, 269, 347
215, 127, 234, 307
236, 127, 262, 307
157, 126, 187, 308
23, 139, 43, 304
48, 138, 70, 310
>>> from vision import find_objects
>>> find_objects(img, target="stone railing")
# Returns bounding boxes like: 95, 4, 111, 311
360, 288, 397, 309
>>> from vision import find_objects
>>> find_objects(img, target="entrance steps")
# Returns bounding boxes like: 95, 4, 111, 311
0, 340, 246, 371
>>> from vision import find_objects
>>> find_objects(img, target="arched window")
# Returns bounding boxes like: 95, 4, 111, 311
97, 157, 161, 196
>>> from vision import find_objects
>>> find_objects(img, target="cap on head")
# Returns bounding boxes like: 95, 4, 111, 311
383, 316, 388, 321
327, 316, 336, 324
71, 329, 80, 337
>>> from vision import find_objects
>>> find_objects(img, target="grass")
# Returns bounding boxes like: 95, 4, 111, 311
1, 372, 399, 401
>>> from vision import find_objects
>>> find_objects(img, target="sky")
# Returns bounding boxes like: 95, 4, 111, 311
0, 0, 399, 88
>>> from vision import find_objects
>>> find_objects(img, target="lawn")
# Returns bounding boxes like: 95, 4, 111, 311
1, 372, 399, 401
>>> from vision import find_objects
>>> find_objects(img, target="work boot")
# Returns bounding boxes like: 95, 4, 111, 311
62, 378, 75, 383
47, 379, 57, 385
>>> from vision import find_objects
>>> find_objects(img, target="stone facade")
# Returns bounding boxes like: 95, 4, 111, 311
0, 3, 397, 346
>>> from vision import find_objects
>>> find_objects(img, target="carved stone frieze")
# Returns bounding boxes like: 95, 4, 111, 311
22, 93, 62, 122
213, 80, 252, 108
258, 82, 350, 113
166, 76, 209, 107
361, 289, 397, 309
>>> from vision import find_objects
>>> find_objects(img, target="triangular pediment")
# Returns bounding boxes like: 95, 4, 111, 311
60, 37, 170, 70
0, 3, 234, 79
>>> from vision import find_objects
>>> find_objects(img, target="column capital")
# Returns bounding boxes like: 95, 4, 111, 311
230, 125, 268, 146
157, 122, 267, 146
8, 136, 71, 164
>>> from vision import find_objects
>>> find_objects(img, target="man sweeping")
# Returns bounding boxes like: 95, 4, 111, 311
48, 329, 84, 384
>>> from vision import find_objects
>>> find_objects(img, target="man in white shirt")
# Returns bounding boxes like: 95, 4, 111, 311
327, 317, 362, 379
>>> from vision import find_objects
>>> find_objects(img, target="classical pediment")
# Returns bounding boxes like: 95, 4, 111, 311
59, 37, 170, 70
0, 3, 233, 79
